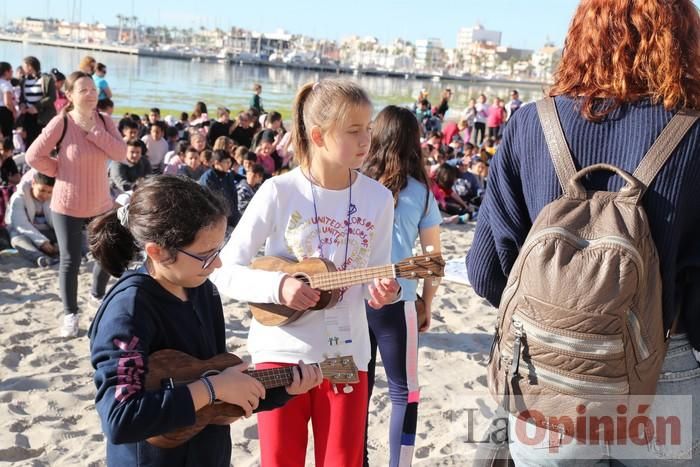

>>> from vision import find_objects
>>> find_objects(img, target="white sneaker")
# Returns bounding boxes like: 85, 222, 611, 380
60, 313, 79, 338
88, 294, 104, 309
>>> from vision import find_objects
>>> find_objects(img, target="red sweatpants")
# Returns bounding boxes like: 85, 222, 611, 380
256, 362, 369, 467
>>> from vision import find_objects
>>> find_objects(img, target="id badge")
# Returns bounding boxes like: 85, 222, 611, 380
324, 303, 352, 352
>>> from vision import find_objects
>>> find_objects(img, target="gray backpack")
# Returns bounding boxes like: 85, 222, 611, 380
487, 97, 698, 437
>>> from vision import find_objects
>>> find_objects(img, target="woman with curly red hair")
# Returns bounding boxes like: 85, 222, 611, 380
469, 0, 700, 464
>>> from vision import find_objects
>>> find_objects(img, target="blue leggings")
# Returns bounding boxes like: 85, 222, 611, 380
364, 300, 420, 466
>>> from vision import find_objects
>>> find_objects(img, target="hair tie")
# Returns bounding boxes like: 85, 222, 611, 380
312, 81, 320, 91
116, 204, 130, 229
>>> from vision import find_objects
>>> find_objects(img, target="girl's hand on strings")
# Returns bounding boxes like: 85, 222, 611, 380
212, 363, 266, 418
286, 361, 323, 395
367, 278, 401, 309
279, 275, 320, 311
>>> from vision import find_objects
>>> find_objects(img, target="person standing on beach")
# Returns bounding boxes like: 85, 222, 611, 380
0, 62, 16, 140
25, 71, 127, 338
93, 63, 112, 104
51, 69, 69, 113
506, 89, 521, 121
468, 0, 700, 463
211, 79, 400, 467
436, 88, 452, 120
250, 83, 265, 114
361, 105, 443, 467
471, 94, 488, 146
18, 56, 56, 146
88, 176, 322, 467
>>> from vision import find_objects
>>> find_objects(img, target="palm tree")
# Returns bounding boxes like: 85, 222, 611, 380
129, 16, 138, 44
116, 14, 124, 43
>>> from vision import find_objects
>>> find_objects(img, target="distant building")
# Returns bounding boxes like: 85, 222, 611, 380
415, 38, 445, 71
457, 24, 502, 51
13, 17, 59, 34
532, 44, 563, 81
56, 21, 118, 42
227, 28, 293, 57
495, 46, 533, 62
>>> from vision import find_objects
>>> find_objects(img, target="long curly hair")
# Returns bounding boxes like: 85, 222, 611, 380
549, 0, 700, 121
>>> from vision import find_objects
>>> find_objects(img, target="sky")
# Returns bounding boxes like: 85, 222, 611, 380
1, 1, 589, 50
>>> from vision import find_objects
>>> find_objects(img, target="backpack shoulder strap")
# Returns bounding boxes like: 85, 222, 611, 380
632, 110, 700, 193
536, 97, 578, 196
55, 114, 68, 154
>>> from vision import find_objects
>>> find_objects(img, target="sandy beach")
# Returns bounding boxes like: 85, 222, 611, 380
0, 222, 499, 466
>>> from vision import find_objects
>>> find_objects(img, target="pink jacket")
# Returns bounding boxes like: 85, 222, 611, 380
26, 112, 127, 218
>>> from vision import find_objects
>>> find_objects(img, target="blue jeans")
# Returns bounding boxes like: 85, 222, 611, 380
509, 334, 700, 466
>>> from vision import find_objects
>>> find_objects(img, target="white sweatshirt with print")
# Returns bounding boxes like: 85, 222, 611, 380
211, 168, 394, 371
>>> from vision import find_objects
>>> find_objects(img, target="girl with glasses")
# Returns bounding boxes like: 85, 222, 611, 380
87, 175, 322, 467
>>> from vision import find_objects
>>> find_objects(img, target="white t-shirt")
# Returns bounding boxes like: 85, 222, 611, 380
211, 168, 394, 370
141, 135, 169, 167
0, 78, 13, 108
475, 102, 490, 124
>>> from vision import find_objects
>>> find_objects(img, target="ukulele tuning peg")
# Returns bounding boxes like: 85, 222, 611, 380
343, 384, 354, 394
425, 245, 434, 254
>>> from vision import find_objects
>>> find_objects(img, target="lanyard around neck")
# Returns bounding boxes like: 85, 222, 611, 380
308, 169, 353, 268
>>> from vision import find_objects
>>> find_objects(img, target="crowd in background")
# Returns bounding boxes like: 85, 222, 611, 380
0, 53, 517, 278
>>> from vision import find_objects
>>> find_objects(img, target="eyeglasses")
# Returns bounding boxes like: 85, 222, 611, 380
176, 237, 229, 269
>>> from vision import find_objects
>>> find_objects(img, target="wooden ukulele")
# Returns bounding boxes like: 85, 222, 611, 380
145, 349, 359, 448
249, 251, 444, 326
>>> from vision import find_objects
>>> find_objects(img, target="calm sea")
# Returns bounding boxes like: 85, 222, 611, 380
0, 41, 546, 118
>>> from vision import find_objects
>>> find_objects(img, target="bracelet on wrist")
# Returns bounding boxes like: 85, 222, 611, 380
200, 376, 216, 405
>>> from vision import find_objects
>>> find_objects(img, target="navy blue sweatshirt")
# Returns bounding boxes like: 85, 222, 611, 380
467, 96, 700, 348
88, 269, 292, 467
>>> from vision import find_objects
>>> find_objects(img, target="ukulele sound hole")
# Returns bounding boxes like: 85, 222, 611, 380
293, 273, 311, 285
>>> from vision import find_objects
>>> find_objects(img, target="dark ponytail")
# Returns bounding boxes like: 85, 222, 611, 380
89, 176, 228, 277
89, 209, 139, 277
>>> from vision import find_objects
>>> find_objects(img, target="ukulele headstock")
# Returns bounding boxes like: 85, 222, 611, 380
395, 252, 445, 280
319, 355, 359, 384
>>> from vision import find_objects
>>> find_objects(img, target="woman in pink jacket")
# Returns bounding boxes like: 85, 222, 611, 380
26, 71, 127, 338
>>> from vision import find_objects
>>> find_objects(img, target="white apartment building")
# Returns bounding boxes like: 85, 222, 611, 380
456, 23, 502, 50
415, 38, 445, 71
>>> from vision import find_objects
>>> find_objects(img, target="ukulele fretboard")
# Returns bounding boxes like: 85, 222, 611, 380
310, 265, 395, 290
246, 364, 323, 389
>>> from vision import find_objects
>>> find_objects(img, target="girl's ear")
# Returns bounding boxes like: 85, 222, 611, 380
310, 126, 325, 148
144, 242, 169, 264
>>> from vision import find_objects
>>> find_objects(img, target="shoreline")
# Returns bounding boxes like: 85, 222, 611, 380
0, 33, 549, 89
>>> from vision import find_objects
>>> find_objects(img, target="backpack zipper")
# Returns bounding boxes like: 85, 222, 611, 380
510, 319, 523, 376
497, 227, 644, 333
521, 227, 645, 283
524, 361, 630, 395
626, 309, 651, 361
501, 351, 630, 395
513, 314, 625, 357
